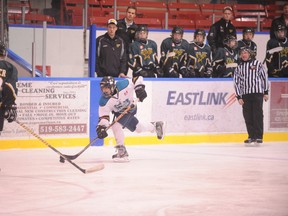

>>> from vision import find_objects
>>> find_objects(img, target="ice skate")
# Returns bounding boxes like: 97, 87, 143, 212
112, 145, 129, 162
244, 138, 256, 147
255, 139, 263, 147
154, 121, 166, 140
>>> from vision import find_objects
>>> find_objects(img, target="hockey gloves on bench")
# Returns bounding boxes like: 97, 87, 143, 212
96, 125, 108, 139
4, 104, 17, 123
135, 84, 147, 102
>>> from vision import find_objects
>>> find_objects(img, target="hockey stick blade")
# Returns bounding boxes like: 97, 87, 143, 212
84, 163, 105, 173
16, 120, 103, 174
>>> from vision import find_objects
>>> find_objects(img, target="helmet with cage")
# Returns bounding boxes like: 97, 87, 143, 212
100, 76, 116, 98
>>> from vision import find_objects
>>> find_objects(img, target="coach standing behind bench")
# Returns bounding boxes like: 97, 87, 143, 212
95, 19, 127, 78
207, 6, 236, 57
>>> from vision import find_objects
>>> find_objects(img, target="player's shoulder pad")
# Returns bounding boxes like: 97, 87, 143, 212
267, 38, 279, 48
182, 39, 189, 44
218, 47, 226, 53
99, 96, 110, 107
237, 40, 244, 45
148, 39, 156, 45
205, 43, 211, 48
116, 79, 129, 92
162, 37, 172, 44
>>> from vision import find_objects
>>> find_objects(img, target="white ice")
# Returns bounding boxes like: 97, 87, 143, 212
1, 142, 288, 216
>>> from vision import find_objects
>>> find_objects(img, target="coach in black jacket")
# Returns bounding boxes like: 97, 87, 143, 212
207, 6, 236, 57
116, 6, 138, 53
96, 19, 127, 78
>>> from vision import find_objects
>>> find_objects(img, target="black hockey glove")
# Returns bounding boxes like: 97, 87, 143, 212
135, 84, 147, 102
155, 66, 164, 77
96, 125, 108, 139
204, 67, 213, 78
4, 104, 17, 123
180, 67, 189, 78
187, 66, 196, 78
168, 68, 179, 78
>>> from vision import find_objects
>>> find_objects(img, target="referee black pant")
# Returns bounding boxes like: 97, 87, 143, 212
0, 108, 5, 132
242, 93, 264, 140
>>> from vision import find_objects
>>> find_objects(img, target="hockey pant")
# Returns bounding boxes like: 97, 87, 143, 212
112, 109, 155, 145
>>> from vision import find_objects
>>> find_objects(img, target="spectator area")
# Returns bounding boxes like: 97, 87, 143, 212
5, 0, 285, 31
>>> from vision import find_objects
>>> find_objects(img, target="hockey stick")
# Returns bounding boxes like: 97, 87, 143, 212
226, 63, 238, 68
60, 103, 136, 162
15, 120, 104, 174
267, 46, 283, 55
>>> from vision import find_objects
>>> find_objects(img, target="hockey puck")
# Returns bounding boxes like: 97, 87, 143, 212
59, 156, 65, 163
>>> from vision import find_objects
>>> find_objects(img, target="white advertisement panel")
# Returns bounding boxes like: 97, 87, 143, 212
1, 80, 90, 139
151, 80, 247, 134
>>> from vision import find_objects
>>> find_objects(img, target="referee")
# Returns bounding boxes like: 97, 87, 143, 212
233, 47, 269, 145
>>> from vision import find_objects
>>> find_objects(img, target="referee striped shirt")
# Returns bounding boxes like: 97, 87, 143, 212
234, 59, 269, 99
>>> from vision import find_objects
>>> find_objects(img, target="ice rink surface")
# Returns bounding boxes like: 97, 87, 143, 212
1, 142, 288, 216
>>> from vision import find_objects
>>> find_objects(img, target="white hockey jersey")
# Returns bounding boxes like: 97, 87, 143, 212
98, 77, 143, 127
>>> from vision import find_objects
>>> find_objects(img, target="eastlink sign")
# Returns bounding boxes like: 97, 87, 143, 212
151, 80, 245, 133
166, 91, 228, 105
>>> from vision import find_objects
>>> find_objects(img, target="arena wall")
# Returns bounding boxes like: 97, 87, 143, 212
0, 78, 287, 149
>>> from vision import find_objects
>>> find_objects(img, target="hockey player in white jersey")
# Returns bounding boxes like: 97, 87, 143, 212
96, 76, 165, 162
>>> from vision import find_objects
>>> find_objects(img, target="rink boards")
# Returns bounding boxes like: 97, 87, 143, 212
0, 78, 287, 149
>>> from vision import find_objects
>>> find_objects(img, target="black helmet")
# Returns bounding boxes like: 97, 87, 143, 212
194, 29, 206, 39
171, 26, 183, 44
135, 25, 149, 43
136, 24, 148, 33
238, 46, 252, 55
100, 76, 116, 98
0, 40, 7, 57
274, 24, 287, 40
276, 24, 286, 31
223, 35, 237, 49
172, 26, 184, 35
238, 46, 253, 61
243, 27, 255, 35
223, 35, 237, 44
